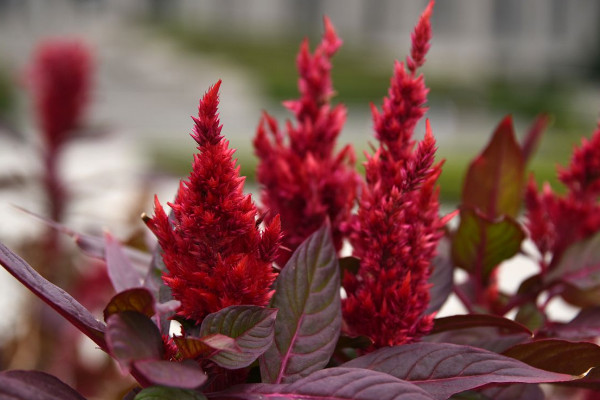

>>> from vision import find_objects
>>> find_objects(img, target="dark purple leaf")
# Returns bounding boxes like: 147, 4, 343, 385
450, 383, 544, 400
199, 305, 277, 369
479, 383, 544, 400
503, 339, 600, 376
462, 115, 525, 219
0, 370, 86, 400
425, 326, 530, 353
545, 231, 600, 290
106, 311, 164, 372
452, 208, 525, 281
210, 368, 434, 400
104, 288, 155, 321
336, 334, 373, 351
133, 360, 207, 389
430, 314, 532, 336
260, 224, 341, 384
427, 236, 454, 314
0, 240, 106, 349
514, 303, 545, 332
134, 386, 206, 400
543, 307, 600, 340
175, 334, 239, 360
339, 256, 360, 276
342, 342, 573, 400
16, 207, 151, 270
105, 232, 146, 292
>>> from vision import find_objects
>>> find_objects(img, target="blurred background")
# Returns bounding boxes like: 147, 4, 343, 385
0, 0, 600, 398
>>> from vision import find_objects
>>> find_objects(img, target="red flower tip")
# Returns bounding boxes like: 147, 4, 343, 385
343, 2, 441, 349
28, 38, 92, 151
148, 83, 279, 325
191, 80, 223, 147
254, 18, 358, 266
526, 126, 600, 271
407, 0, 434, 74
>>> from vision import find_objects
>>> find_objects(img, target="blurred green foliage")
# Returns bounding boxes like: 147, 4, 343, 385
0, 65, 16, 122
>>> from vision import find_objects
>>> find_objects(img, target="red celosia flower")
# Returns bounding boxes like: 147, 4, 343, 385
343, 1, 442, 349
29, 39, 92, 152
526, 125, 600, 271
254, 17, 358, 266
146, 81, 281, 324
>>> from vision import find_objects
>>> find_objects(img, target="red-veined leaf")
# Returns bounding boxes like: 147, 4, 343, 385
211, 368, 434, 400
199, 305, 277, 369
542, 306, 600, 340
103, 288, 155, 321
425, 325, 530, 353
462, 115, 525, 218
521, 113, 550, 163
545, 231, 600, 290
503, 339, 600, 376
342, 342, 573, 399
133, 360, 207, 389
0, 370, 86, 400
430, 314, 532, 336
0, 240, 106, 350
260, 224, 341, 384
106, 311, 163, 372
451, 208, 525, 281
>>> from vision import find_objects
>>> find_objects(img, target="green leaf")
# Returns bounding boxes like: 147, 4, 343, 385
260, 224, 341, 384
198, 305, 277, 369
104, 288, 155, 321
452, 208, 525, 281
462, 115, 525, 218
545, 231, 600, 290
134, 386, 206, 400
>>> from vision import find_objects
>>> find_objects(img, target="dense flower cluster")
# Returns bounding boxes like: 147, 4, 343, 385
29, 39, 91, 152
254, 17, 358, 266
526, 125, 600, 270
146, 81, 281, 324
342, 1, 443, 348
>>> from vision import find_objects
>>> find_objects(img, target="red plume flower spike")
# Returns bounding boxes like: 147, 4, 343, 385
147, 81, 281, 325
254, 17, 358, 266
526, 125, 600, 270
29, 39, 92, 153
343, 2, 442, 349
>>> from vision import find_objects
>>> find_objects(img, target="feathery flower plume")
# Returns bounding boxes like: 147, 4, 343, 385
29, 39, 92, 152
526, 125, 600, 270
146, 81, 281, 325
343, 1, 442, 348
28, 39, 92, 223
254, 17, 358, 266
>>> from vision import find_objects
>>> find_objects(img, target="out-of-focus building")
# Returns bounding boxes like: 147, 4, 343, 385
1, 0, 598, 81
105, 0, 600, 81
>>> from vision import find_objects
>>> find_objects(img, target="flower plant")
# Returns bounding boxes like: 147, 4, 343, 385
2, 2, 600, 399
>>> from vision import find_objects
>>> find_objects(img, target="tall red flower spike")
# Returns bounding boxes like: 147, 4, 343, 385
28, 39, 93, 223
526, 125, 600, 271
254, 17, 358, 266
343, 1, 443, 349
29, 39, 92, 152
146, 81, 281, 325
